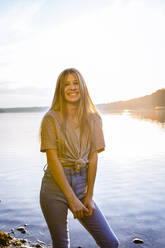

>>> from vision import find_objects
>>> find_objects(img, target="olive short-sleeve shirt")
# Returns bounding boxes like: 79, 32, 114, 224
40, 109, 105, 166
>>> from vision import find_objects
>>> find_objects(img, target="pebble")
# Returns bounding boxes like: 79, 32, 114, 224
31, 243, 42, 248
133, 237, 144, 244
11, 238, 22, 246
35, 244, 42, 248
20, 238, 28, 243
10, 228, 15, 234
17, 226, 27, 234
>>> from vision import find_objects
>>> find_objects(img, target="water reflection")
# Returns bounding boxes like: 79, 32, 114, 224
99, 107, 165, 128
0, 112, 165, 247
102, 111, 165, 162
128, 108, 165, 128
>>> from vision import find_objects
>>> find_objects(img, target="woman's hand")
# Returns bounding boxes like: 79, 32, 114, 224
68, 196, 89, 219
83, 196, 95, 216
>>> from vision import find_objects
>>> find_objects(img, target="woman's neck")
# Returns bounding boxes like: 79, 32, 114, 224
66, 102, 78, 118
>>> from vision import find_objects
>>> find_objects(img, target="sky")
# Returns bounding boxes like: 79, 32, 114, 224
0, 0, 165, 108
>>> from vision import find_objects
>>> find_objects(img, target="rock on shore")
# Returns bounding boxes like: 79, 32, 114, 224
0, 230, 49, 248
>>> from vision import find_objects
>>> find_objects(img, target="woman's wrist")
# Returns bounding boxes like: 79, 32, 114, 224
86, 186, 94, 199
86, 192, 93, 200
66, 192, 78, 203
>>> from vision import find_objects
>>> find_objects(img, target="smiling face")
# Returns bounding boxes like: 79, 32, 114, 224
63, 73, 81, 103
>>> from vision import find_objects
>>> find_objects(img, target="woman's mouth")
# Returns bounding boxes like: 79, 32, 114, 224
67, 92, 78, 96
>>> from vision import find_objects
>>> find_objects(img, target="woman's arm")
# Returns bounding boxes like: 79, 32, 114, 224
87, 151, 98, 198
83, 151, 98, 216
46, 149, 88, 219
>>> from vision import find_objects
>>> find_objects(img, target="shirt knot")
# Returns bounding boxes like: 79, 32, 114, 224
75, 158, 86, 173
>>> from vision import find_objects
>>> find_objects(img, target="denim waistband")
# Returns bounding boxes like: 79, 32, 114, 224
43, 163, 88, 176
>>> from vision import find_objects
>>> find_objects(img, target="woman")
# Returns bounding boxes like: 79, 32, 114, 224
39, 68, 119, 248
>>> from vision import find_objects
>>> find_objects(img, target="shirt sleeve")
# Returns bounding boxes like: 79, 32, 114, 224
40, 114, 57, 152
91, 114, 105, 153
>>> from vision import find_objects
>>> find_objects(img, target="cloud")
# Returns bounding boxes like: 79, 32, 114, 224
0, 0, 45, 46
0, 81, 15, 87
0, 82, 51, 96
0, 0, 111, 46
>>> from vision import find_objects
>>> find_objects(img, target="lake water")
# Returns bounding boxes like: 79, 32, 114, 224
0, 111, 165, 248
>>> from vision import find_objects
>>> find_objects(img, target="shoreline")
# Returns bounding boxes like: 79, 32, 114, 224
0, 227, 145, 248
0, 230, 49, 248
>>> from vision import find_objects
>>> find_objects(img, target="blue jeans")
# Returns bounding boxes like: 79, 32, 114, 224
40, 166, 120, 248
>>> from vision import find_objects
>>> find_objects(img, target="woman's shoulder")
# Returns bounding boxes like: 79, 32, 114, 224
41, 109, 61, 125
88, 112, 102, 123
43, 109, 60, 119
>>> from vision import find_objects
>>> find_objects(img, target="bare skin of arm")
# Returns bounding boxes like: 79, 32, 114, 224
83, 151, 98, 216
46, 149, 89, 219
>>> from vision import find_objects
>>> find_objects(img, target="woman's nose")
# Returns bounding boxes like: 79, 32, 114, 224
70, 82, 76, 89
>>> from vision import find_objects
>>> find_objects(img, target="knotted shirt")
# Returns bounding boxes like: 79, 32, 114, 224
40, 109, 105, 171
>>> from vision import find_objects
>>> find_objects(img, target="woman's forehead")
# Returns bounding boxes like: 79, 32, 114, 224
65, 72, 78, 81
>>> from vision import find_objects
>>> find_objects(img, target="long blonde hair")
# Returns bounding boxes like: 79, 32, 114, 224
39, 68, 100, 143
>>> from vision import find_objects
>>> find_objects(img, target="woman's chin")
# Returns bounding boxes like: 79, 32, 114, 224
65, 97, 80, 103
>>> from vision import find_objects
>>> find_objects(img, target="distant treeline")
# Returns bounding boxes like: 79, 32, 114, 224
98, 88, 165, 112
0, 88, 165, 113
0, 106, 49, 113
